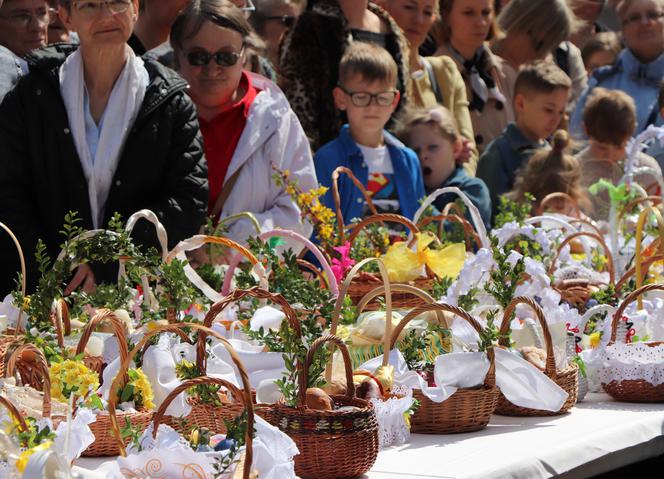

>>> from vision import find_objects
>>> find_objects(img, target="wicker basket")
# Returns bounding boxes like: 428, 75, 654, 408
146, 375, 256, 479
73, 308, 129, 379
537, 192, 584, 218
601, 283, 664, 402
0, 394, 29, 432
106, 321, 255, 457
549, 231, 615, 310
0, 221, 27, 378
5, 344, 66, 425
390, 303, 498, 434
259, 334, 379, 479
495, 297, 578, 416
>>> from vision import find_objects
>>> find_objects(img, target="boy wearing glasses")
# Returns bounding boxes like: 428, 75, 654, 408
315, 41, 425, 221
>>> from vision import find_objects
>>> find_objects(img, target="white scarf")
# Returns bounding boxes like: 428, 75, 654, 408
59, 48, 148, 228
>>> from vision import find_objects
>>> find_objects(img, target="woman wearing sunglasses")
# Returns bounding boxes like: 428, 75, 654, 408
0, 0, 209, 296
171, 0, 317, 247
249, 0, 302, 70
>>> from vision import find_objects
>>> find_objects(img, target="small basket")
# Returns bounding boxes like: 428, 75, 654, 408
390, 303, 498, 434
549, 231, 615, 310
146, 375, 256, 479
601, 283, 664, 402
260, 334, 379, 479
5, 344, 66, 424
495, 296, 578, 416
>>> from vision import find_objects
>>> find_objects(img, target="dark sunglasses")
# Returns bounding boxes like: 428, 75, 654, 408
264, 14, 295, 27
186, 47, 245, 67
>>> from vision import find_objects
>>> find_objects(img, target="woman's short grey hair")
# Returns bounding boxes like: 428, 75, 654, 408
498, 0, 579, 56
616, 0, 664, 19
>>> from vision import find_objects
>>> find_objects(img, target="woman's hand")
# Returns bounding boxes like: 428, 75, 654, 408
64, 264, 97, 295
455, 137, 473, 165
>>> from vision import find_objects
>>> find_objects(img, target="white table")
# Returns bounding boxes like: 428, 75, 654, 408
74, 394, 664, 479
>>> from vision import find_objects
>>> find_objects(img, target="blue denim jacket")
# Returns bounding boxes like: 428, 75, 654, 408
314, 125, 426, 223
570, 49, 664, 138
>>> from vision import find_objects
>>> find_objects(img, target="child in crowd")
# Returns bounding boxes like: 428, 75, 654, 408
315, 42, 425, 222
397, 106, 492, 230
510, 129, 591, 216
577, 88, 662, 221
476, 60, 571, 222
581, 32, 622, 76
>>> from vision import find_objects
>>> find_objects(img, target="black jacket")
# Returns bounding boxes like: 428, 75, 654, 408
0, 44, 209, 296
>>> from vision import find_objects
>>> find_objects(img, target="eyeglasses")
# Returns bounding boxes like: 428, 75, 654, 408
264, 14, 295, 28
622, 10, 664, 26
240, 0, 256, 13
337, 84, 398, 107
186, 47, 245, 67
73, 0, 132, 16
0, 7, 57, 28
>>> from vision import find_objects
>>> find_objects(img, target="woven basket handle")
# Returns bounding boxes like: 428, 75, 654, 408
304, 335, 356, 405
347, 213, 420, 247
391, 303, 496, 388
0, 222, 26, 335
167, 235, 268, 304
574, 304, 616, 351
199, 288, 302, 375
151, 375, 254, 479
618, 196, 662, 220
6, 344, 52, 418
356, 284, 447, 328
327, 258, 392, 377
332, 166, 378, 244
75, 309, 129, 366
417, 214, 482, 251
215, 211, 262, 237
549, 231, 615, 285
222, 229, 339, 297
537, 192, 583, 218
499, 296, 557, 378
51, 299, 71, 349
609, 283, 664, 345
568, 218, 603, 237
124, 209, 169, 261
0, 394, 28, 432
108, 322, 253, 457
412, 186, 490, 249
634, 207, 664, 308
616, 253, 664, 292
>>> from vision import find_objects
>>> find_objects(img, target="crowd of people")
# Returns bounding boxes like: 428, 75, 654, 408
0, 0, 662, 297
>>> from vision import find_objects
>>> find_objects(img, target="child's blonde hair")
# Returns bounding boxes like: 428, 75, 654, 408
510, 130, 591, 212
396, 106, 460, 145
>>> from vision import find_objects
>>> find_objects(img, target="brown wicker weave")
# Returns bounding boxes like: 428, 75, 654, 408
260, 334, 379, 479
0, 394, 29, 432
390, 303, 498, 434
496, 297, 578, 416
107, 322, 254, 458
549, 231, 615, 310
75, 309, 129, 379
602, 283, 664, 402
147, 376, 255, 479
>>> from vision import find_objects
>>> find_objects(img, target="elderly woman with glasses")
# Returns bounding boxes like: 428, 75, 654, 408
571, 0, 664, 137
171, 0, 316, 250
0, 0, 209, 296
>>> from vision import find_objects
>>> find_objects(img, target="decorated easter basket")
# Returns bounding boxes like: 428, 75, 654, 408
549, 231, 615, 310
0, 222, 27, 379
391, 303, 498, 434
600, 283, 664, 402
4, 344, 67, 426
495, 297, 578, 416
258, 326, 379, 478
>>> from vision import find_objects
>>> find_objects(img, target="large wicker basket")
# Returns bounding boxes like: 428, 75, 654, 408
259, 331, 379, 479
391, 303, 498, 434
601, 283, 664, 402
495, 296, 578, 416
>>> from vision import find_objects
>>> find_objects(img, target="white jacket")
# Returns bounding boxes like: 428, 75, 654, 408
218, 73, 316, 246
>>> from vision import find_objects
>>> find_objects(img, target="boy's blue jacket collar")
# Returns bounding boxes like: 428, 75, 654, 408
315, 125, 426, 224
502, 123, 548, 153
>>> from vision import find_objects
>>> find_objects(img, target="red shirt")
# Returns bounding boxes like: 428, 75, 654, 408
199, 71, 259, 214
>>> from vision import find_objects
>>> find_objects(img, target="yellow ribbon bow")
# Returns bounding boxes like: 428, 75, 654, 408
16, 441, 53, 473
381, 232, 466, 282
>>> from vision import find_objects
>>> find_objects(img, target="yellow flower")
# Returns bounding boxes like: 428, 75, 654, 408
22, 296, 30, 310
589, 331, 601, 349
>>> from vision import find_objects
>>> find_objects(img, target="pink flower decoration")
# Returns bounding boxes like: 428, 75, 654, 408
331, 242, 356, 285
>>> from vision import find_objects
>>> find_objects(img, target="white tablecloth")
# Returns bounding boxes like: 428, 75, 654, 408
74, 394, 664, 479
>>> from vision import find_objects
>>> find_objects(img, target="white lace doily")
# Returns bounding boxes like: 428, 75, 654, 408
370, 387, 414, 449
599, 343, 664, 386
554, 264, 609, 284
